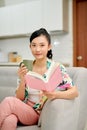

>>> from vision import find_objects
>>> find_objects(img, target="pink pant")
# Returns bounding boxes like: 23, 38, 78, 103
0, 97, 39, 130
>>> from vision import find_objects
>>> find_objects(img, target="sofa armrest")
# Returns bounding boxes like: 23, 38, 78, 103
39, 97, 80, 130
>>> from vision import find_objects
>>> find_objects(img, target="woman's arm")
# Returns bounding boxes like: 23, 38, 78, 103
56, 86, 78, 99
16, 63, 28, 100
43, 63, 79, 100
43, 86, 78, 100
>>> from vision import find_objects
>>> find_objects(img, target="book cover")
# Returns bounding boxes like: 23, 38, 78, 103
25, 62, 62, 92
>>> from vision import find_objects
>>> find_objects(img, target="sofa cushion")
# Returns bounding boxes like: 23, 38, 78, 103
17, 125, 40, 130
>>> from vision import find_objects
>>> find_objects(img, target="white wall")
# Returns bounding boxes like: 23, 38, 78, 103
0, 0, 32, 7
0, 0, 73, 66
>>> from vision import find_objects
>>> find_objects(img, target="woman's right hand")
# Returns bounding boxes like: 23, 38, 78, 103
16, 63, 28, 100
17, 62, 28, 80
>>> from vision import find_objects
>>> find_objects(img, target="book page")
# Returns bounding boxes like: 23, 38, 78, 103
26, 61, 59, 82
25, 63, 62, 91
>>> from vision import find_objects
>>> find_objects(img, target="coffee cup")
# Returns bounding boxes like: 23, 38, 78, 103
22, 59, 33, 71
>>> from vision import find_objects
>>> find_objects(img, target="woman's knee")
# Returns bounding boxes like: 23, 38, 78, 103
2, 96, 17, 103
1, 97, 18, 109
2, 114, 18, 127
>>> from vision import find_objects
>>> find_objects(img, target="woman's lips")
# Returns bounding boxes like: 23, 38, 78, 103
35, 53, 41, 56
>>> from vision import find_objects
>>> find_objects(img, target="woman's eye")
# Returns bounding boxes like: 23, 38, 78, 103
32, 44, 36, 47
40, 44, 45, 46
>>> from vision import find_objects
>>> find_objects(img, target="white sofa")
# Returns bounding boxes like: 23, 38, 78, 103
0, 65, 87, 130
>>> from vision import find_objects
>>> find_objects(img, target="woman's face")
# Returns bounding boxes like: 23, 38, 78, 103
30, 35, 51, 60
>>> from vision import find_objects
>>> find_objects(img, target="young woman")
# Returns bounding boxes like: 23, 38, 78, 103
0, 28, 78, 130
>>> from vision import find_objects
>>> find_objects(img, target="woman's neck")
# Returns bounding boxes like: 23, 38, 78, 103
33, 58, 47, 75
34, 58, 47, 67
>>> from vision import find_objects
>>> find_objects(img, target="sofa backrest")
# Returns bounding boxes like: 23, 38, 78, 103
0, 66, 18, 101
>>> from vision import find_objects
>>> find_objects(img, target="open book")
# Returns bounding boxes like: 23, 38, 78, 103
25, 61, 62, 92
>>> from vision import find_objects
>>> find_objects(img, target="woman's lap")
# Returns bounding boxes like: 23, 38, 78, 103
0, 96, 39, 126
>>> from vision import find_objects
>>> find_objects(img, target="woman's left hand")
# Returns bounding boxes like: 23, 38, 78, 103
43, 86, 78, 100
42, 91, 57, 100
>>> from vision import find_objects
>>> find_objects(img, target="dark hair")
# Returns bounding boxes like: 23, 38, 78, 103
30, 28, 53, 59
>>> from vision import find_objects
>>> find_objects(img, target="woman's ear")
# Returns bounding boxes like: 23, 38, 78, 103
48, 44, 52, 51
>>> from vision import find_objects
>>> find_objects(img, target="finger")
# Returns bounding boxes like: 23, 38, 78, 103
19, 62, 23, 67
19, 63, 28, 71
43, 91, 50, 95
20, 68, 28, 75
18, 66, 28, 76
43, 90, 49, 93
21, 64, 25, 68
19, 62, 26, 68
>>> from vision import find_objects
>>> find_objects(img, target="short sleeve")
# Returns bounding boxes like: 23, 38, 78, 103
59, 63, 74, 87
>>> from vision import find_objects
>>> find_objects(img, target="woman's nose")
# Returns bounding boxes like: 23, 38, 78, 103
36, 46, 40, 51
